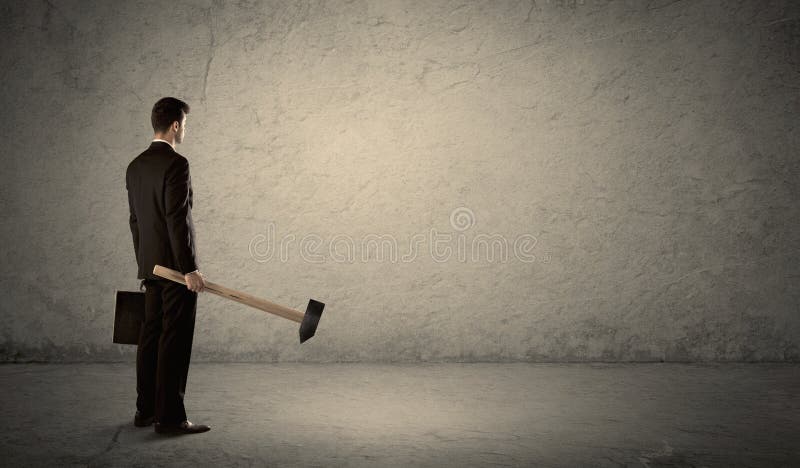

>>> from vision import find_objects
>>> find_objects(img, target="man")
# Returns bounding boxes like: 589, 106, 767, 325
126, 97, 210, 434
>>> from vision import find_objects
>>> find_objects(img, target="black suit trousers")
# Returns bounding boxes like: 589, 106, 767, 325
136, 278, 197, 424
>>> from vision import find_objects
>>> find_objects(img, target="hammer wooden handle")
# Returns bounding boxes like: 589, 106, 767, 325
152, 265, 304, 323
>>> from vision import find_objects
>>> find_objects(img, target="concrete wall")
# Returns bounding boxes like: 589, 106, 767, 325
1, 0, 798, 362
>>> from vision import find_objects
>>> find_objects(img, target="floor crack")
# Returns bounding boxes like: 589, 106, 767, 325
85, 423, 126, 467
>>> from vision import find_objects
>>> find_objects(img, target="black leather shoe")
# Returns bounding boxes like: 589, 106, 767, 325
134, 411, 155, 427
154, 420, 211, 434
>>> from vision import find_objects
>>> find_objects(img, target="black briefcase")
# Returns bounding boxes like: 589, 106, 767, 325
113, 290, 145, 345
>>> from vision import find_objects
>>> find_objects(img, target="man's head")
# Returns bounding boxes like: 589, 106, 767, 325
151, 97, 189, 144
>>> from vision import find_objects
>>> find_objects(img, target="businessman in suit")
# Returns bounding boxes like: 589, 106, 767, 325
126, 97, 210, 434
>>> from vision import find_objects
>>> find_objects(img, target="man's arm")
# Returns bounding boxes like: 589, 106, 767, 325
126, 169, 140, 261
164, 156, 199, 275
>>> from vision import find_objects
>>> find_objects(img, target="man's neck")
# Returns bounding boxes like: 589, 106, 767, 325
152, 136, 175, 149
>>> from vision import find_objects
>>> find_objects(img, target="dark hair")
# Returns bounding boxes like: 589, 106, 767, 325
151, 97, 190, 134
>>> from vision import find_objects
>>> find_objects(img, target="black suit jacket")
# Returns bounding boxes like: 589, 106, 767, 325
126, 141, 198, 280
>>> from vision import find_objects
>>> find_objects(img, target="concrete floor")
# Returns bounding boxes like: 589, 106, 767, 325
0, 363, 797, 467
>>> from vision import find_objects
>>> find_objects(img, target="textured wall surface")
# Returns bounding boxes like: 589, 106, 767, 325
1, 0, 798, 362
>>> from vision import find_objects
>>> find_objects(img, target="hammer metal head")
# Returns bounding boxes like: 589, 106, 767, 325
299, 299, 325, 343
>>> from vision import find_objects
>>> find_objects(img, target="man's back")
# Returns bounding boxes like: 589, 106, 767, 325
126, 141, 198, 280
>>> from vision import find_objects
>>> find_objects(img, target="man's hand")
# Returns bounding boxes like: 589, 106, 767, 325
185, 271, 205, 293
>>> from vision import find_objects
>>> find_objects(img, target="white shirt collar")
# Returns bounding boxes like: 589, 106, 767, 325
152, 138, 174, 150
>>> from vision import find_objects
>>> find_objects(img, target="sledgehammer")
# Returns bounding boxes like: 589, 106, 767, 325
153, 265, 324, 343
